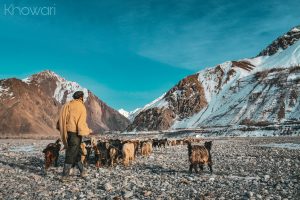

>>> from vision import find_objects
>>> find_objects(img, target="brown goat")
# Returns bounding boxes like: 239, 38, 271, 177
152, 139, 159, 149
109, 139, 123, 161
42, 139, 61, 171
176, 140, 184, 145
80, 142, 88, 165
140, 141, 153, 157
158, 138, 168, 148
187, 141, 213, 174
94, 141, 110, 168
81, 139, 93, 165
169, 140, 176, 146
131, 140, 140, 157
109, 147, 118, 167
193, 138, 203, 143
122, 142, 135, 166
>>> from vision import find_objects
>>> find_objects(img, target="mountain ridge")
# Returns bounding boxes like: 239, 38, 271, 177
0, 70, 130, 136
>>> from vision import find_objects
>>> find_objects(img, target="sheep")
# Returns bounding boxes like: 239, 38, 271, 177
122, 142, 135, 167
187, 141, 213, 174
42, 139, 61, 171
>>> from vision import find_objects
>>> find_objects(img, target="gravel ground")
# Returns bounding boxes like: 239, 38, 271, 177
0, 137, 299, 200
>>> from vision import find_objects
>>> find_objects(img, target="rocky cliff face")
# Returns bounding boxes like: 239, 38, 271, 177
194, 66, 300, 127
165, 74, 208, 119
127, 74, 208, 131
127, 25, 300, 131
85, 91, 130, 132
0, 71, 130, 136
0, 78, 59, 136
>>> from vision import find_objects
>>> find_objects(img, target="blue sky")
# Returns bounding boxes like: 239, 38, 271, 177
0, 0, 300, 111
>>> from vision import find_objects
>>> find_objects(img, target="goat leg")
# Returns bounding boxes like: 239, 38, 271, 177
54, 156, 59, 167
199, 164, 204, 171
189, 164, 193, 173
110, 158, 114, 167
194, 164, 199, 173
208, 163, 213, 174
45, 162, 50, 171
95, 161, 101, 168
95, 155, 102, 168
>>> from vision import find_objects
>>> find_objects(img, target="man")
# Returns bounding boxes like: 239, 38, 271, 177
57, 91, 92, 181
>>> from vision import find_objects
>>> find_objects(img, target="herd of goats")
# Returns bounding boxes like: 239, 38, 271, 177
43, 137, 213, 174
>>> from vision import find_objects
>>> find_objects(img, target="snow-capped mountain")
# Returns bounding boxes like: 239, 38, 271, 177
118, 108, 141, 122
118, 109, 129, 118
127, 25, 300, 131
23, 70, 89, 104
0, 70, 130, 136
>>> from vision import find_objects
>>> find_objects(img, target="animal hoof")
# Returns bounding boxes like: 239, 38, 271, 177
80, 171, 88, 178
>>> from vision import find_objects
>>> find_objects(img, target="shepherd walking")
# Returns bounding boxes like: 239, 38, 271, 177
57, 91, 92, 181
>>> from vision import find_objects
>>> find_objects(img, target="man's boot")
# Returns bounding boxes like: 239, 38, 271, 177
61, 164, 72, 182
77, 161, 87, 178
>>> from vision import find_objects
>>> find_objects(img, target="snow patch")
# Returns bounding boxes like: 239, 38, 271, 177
143, 93, 168, 109
252, 40, 300, 73
244, 56, 266, 67
287, 73, 300, 81
0, 85, 9, 97
130, 93, 168, 121
127, 108, 142, 122
22, 77, 31, 84
54, 80, 89, 103
291, 27, 300, 32
9, 145, 35, 152
119, 108, 143, 121
256, 143, 300, 150
227, 175, 259, 181
118, 109, 129, 118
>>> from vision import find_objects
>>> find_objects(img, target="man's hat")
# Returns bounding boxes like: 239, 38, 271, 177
72, 91, 84, 99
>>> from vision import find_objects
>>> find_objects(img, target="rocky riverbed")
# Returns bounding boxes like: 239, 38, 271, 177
0, 137, 299, 200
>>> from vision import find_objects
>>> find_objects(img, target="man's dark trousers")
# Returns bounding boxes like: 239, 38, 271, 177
65, 132, 82, 165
